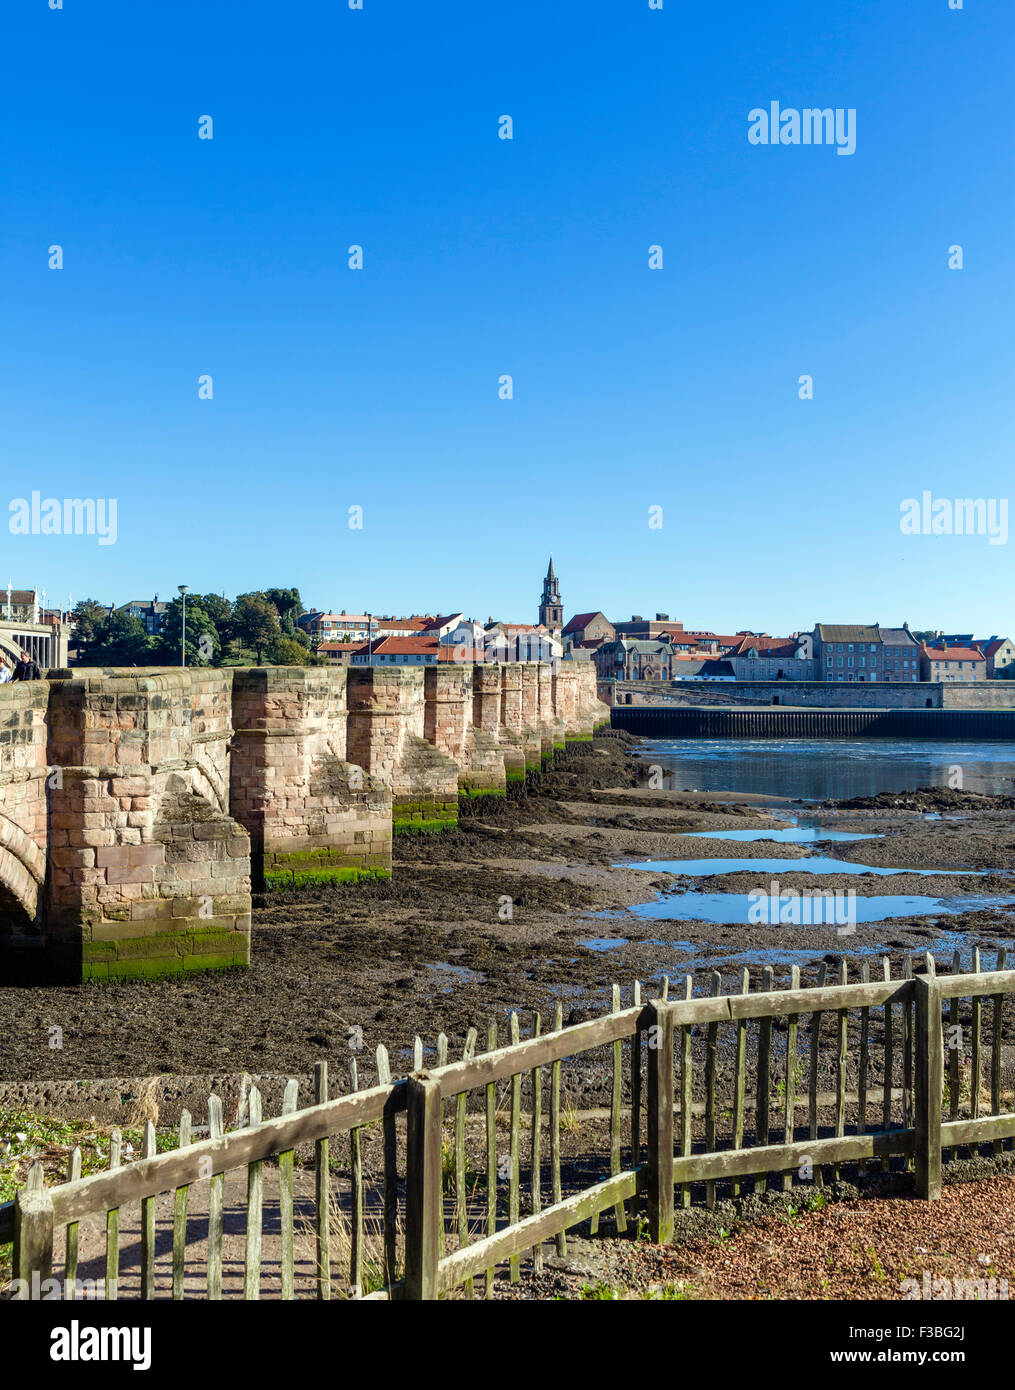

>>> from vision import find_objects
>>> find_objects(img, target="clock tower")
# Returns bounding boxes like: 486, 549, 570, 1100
538, 557, 563, 634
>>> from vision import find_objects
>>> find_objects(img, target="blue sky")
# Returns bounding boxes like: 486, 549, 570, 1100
2, 0, 1012, 636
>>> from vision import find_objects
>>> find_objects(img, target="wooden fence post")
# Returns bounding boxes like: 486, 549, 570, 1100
914, 974, 943, 1200
13, 1187, 54, 1300
646, 1001, 674, 1244
405, 1073, 443, 1300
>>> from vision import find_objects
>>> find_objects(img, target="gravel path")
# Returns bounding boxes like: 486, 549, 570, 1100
618, 1175, 1015, 1300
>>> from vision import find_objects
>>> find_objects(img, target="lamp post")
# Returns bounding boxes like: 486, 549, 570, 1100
178, 585, 189, 666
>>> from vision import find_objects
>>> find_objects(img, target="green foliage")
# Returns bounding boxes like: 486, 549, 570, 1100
576, 1280, 623, 1300
68, 598, 110, 654
155, 597, 222, 666
266, 634, 312, 666
82, 610, 154, 666
68, 586, 316, 669
232, 593, 282, 663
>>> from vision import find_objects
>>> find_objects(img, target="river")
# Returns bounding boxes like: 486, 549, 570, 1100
637, 736, 1015, 801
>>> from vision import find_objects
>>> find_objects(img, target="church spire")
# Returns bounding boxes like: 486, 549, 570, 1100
539, 556, 563, 633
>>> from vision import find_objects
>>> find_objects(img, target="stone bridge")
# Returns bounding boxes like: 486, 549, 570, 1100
0, 662, 607, 983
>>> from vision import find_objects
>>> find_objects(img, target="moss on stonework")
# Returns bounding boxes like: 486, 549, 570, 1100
264, 865, 391, 889
459, 786, 507, 802
393, 816, 458, 836
567, 732, 594, 744
393, 799, 459, 818
505, 767, 527, 782
83, 954, 247, 982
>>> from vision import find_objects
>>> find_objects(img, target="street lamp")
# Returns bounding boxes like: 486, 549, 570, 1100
178, 585, 189, 666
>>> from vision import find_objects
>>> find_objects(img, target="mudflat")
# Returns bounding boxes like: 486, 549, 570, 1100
3, 731, 1015, 1117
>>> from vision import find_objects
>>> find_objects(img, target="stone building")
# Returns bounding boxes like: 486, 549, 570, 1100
116, 597, 171, 636
877, 627, 922, 681
723, 634, 816, 681
920, 643, 986, 682
976, 637, 1015, 678
595, 638, 675, 681
561, 611, 615, 652
811, 623, 920, 682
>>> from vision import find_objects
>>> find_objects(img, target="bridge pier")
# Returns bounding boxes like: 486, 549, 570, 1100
0, 661, 609, 982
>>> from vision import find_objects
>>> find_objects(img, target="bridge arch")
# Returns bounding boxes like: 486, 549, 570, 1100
0, 836, 43, 926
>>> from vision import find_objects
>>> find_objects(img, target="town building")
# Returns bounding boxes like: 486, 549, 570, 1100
594, 638, 674, 681
318, 641, 363, 666
420, 613, 466, 640
613, 614, 685, 641
374, 615, 430, 637
561, 611, 615, 652
810, 623, 922, 682
723, 634, 817, 681
484, 622, 563, 662
116, 596, 170, 636
349, 635, 440, 666
3, 587, 43, 624
299, 611, 372, 642
878, 627, 922, 682
920, 643, 987, 682
975, 637, 1015, 678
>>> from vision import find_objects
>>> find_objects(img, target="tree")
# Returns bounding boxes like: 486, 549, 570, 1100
267, 635, 313, 666
198, 593, 235, 647
87, 611, 153, 666
155, 597, 221, 666
265, 587, 303, 625
232, 593, 281, 663
70, 599, 112, 656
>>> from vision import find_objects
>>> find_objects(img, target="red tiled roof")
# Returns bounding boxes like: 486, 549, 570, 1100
726, 635, 801, 657
377, 616, 429, 632
319, 641, 362, 652
978, 638, 1009, 657
352, 636, 440, 655
923, 646, 985, 662
420, 614, 462, 632
562, 612, 605, 636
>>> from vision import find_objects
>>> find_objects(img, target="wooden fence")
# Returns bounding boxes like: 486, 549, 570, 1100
5, 948, 1015, 1300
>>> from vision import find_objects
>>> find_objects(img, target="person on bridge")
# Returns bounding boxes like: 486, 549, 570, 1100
0, 662, 10, 683
11, 649, 42, 681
